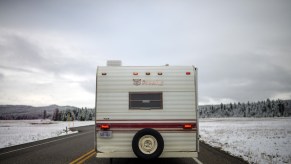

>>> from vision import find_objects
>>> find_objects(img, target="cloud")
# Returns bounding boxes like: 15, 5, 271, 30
200, 97, 237, 105
0, 0, 291, 106
0, 29, 98, 75
0, 65, 36, 73
0, 33, 44, 68
199, 50, 291, 103
0, 29, 98, 106
271, 92, 291, 100
80, 79, 96, 94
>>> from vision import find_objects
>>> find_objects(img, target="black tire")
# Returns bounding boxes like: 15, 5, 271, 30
132, 128, 164, 160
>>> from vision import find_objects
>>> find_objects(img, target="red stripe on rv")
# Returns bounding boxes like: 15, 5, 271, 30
96, 119, 196, 122
96, 122, 196, 129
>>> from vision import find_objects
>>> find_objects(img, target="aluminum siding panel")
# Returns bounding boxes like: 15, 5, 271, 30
96, 66, 197, 153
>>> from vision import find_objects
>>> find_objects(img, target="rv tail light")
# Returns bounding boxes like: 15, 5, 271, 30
158, 72, 163, 75
133, 72, 138, 75
102, 73, 107, 76
183, 124, 192, 129
146, 72, 150, 75
100, 124, 110, 130
186, 72, 191, 75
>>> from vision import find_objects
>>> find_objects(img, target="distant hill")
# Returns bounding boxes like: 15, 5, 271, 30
0, 105, 80, 120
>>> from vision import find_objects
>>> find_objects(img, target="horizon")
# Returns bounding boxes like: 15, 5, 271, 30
0, 97, 290, 109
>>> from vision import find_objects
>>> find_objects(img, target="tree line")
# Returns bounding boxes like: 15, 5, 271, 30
199, 99, 290, 118
51, 107, 94, 121
0, 106, 94, 121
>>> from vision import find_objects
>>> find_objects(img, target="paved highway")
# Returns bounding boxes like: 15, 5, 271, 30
0, 126, 94, 164
0, 125, 247, 164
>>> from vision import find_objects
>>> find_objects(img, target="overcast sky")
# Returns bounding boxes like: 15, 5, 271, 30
0, 0, 290, 107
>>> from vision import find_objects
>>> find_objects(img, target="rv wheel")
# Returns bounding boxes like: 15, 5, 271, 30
132, 128, 164, 160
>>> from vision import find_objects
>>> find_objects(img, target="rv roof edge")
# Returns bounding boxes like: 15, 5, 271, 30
107, 60, 122, 66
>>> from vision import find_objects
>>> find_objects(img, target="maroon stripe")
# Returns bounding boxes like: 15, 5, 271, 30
97, 130, 197, 133
96, 119, 196, 122
96, 122, 196, 129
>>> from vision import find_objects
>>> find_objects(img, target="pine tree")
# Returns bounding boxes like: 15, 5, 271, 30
52, 108, 59, 121
43, 110, 47, 120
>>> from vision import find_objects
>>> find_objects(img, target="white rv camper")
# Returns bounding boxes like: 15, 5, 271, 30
95, 60, 199, 160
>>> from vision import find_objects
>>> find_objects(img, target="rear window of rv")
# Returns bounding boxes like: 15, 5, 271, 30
129, 92, 163, 109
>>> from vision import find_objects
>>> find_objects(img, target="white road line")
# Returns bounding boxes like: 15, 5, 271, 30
193, 157, 203, 164
0, 131, 93, 156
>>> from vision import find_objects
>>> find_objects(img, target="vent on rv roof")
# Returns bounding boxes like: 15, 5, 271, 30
107, 60, 122, 66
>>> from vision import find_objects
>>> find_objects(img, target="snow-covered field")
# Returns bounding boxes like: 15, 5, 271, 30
0, 120, 94, 149
1, 118, 290, 163
200, 117, 291, 164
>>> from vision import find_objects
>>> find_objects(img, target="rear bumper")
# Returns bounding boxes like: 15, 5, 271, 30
96, 151, 198, 158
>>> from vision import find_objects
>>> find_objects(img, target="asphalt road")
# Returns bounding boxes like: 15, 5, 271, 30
0, 125, 247, 164
0, 126, 94, 164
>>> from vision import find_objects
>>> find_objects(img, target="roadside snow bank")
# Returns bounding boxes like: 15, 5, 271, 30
199, 117, 291, 164
0, 120, 94, 149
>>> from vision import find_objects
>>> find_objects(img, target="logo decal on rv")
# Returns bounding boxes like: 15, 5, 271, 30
133, 79, 142, 86
133, 79, 163, 86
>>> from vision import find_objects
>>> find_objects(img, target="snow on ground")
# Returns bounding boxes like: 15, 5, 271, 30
200, 117, 291, 164
0, 120, 94, 149
1, 118, 290, 163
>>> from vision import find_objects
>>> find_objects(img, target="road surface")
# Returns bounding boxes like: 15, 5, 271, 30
0, 125, 247, 164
